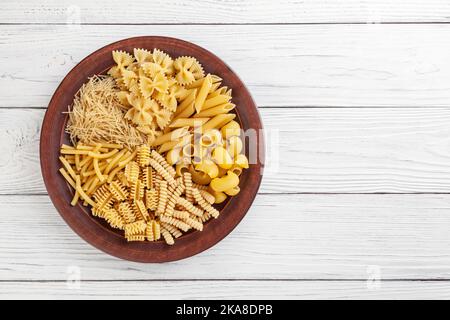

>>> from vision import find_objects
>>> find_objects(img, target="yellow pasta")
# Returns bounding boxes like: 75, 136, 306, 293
193, 188, 219, 219
194, 74, 212, 113
194, 103, 235, 117
202, 114, 236, 132
210, 171, 239, 193
59, 48, 250, 245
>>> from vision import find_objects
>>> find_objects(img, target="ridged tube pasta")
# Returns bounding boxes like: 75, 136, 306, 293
225, 186, 240, 196
210, 171, 239, 192
211, 190, 227, 204
227, 136, 243, 158
195, 159, 219, 179
221, 120, 241, 139
188, 166, 212, 185
235, 154, 249, 169
212, 146, 233, 170
176, 161, 190, 177
166, 148, 183, 165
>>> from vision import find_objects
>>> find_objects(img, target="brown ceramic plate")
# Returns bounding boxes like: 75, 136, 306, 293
40, 36, 264, 262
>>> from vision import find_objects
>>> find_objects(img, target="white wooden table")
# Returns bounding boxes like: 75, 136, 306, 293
1, 0, 450, 299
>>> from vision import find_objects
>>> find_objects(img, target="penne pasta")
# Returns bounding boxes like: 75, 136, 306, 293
169, 117, 209, 128
194, 103, 235, 118
194, 74, 212, 113
201, 114, 236, 132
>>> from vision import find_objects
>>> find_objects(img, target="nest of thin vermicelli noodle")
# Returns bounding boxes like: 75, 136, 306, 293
65, 75, 145, 148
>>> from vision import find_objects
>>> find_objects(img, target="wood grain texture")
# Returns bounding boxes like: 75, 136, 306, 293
2, 194, 450, 281
3, 24, 450, 108
3, 107, 450, 195
2, 1, 450, 24
1, 280, 449, 299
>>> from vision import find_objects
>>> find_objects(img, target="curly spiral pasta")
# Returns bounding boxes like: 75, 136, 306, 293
148, 158, 177, 187
159, 216, 191, 232
137, 145, 151, 167
165, 183, 185, 216
176, 197, 204, 217
160, 222, 183, 238
126, 234, 146, 242
118, 202, 136, 224
134, 199, 150, 221
151, 150, 176, 177
192, 183, 208, 191
183, 217, 204, 231
124, 220, 147, 236
183, 172, 194, 203
161, 227, 175, 245
199, 189, 215, 205
145, 220, 161, 241
142, 166, 153, 189
193, 188, 219, 218
93, 185, 114, 210
130, 179, 144, 202
103, 208, 125, 230
145, 188, 158, 211
109, 180, 129, 201
156, 180, 168, 215
124, 161, 140, 183
172, 210, 190, 220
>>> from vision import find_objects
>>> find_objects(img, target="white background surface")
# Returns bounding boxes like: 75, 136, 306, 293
1, 0, 450, 299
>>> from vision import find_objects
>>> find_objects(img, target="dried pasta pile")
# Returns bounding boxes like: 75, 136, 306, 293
59, 48, 249, 245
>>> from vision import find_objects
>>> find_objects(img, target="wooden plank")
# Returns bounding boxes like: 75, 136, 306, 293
3, 107, 450, 195
2, 1, 450, 24
2, 24, 450, 108
2, 194, 450, 281
1, 280, 450, 299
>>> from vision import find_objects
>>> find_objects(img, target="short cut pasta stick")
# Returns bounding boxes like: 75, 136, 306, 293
174, 89, 197, 117
88, 149, 119, 159
151, 127, 189, 147
75, 175, 96, 207
202, 94, 232, 110
59, 168, 76, 189
59, 156, 77, 180
158, 134, 191, 154
194, 74, 212, 113
173, 101, 195, 120
169, 117, 209, 128
194, 103, 235, 118
201, 114, 236, 132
